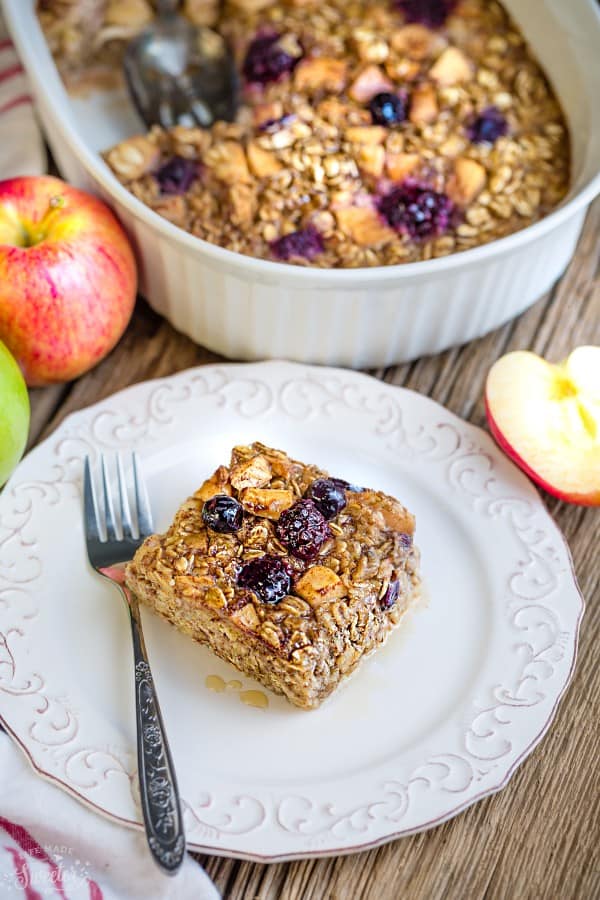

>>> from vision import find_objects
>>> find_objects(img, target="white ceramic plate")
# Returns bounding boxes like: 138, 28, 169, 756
0, 362, 583, 861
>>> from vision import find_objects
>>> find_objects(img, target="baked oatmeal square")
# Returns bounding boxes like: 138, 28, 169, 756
125, 442, 421, 708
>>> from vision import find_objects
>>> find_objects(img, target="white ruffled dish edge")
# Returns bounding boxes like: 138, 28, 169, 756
0, 362, 584, 861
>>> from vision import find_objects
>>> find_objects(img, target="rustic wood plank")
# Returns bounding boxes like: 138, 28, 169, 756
26, 384, 70, 449
22, 195, 600, 900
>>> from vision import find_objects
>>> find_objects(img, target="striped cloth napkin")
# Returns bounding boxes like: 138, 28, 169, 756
0, 17, 46, 177
0, 16, 220, 900
0, 739, 220, 900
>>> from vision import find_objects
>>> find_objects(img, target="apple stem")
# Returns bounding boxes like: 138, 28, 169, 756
24, 195, 66, 247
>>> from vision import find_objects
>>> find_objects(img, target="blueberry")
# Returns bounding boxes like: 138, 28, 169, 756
275, 499, 331, 561
395, 0, 457, 29
380, 580, 400, 609
378, 182, 454, 241
237, 555, 292, 604
202, 495, 243, 534
369, 92, 406, 126
467, 106, 508, 144
270, 226, 325, 262
155, 156, 199, 195
305, 479, 347, 520
243, 32, 301, 85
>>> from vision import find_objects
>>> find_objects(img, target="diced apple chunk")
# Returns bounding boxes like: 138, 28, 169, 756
106, 136, 160, 180
205, 141, 251, 184
231, 603, 260, 630
295, 566, 346, 606
197, 466, 232, 500
294, 57, 348, 92
356, 144, 386, 178
430, 47, 473, 85
386, 152, 420, 181
239, 488, 295, 519
253, 101, 283, 127
247, 141, 283, 177
446, 157, 487, 205
335, 207, 395, 247
230, 455, 272, 490
344, 126, 388, 145
409, 83, 439, 124
349, 65, 394, 102
391, 25, 446, 60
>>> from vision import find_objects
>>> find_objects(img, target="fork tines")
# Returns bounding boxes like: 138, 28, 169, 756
84, 453, 154, 544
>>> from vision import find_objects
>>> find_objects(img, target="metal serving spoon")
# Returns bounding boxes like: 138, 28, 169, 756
124, 0, 238, 129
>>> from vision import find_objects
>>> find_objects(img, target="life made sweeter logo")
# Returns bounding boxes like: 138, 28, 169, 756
0, 841, 93, 895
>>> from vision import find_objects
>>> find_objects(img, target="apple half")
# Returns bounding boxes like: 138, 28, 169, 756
485, 346, 600, 506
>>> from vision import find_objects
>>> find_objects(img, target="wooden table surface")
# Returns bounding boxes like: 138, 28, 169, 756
26, 198, 600, 900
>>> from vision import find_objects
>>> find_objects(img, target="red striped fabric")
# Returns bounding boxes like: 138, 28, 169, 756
0, 814, 105, 899
0, 61, 23, 83
0, 33, 32, 114
0, 92, 31, 115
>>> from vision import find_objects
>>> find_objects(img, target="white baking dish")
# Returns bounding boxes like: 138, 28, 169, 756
4, 0, 600, 368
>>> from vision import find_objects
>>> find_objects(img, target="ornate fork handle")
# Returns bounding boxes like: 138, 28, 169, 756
103, 569, 185, 874
130, 593, 185, 874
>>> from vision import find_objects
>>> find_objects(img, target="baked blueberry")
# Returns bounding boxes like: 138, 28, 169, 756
305, 479, 347, 520
378, 183, 454, 241
202, 495, 243, 533
395, 0, 456, 29
237, 555, 292, 604
243, 32, 301, 84
369, 92, 406, 126
155, 156, 199, 195
275, 499, 331, 560
468, 106, 508, 144
270, 226, 325, 262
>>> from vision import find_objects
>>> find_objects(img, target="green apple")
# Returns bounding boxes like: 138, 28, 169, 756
0, 340, 30, 487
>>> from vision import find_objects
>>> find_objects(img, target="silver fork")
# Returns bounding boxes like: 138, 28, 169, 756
83, 454, 185, 875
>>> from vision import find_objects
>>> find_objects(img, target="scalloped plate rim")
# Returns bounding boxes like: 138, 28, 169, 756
0, 360, 585, 861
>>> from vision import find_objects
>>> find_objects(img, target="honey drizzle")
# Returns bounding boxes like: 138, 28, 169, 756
205, 675, 269, 709
239, 690, 269, 709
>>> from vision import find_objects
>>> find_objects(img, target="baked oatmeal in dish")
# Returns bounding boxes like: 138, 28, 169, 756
125, 442, 421, 709
38, 0, 570, 267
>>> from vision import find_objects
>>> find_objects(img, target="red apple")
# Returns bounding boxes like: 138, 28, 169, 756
0, 176, 137, 386
485, 347, 600, 506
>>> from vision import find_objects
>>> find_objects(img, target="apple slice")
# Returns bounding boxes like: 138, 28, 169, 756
485, 347, 600, 506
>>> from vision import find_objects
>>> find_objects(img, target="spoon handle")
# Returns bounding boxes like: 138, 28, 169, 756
157, 0, 180, 15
